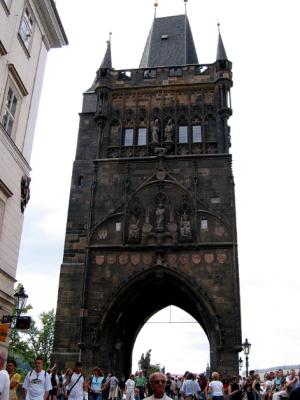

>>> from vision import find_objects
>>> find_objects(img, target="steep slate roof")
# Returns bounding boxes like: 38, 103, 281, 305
100, 40, 112, 69
216, 32, 228, 61
139, 14, 198, 68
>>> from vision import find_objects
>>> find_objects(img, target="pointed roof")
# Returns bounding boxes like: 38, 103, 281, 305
216, 30, 228, 61
139, 14, 198, 68
100, 40, 112, 69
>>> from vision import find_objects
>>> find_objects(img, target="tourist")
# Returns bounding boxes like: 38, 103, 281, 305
251, 374, 261, 400
180, 373, 200, 400
0, 352, 9, 400
135, 372, 146, 400
228, 377, 242, 400
207, 372, 224, 400
144, 373, 172, 400
22, 356, 52, 400
107, 374, 118, 400
6, 359, 20, 400
125, 374, 135, 400
64, 362, 85, 400
87, 367, 105, 400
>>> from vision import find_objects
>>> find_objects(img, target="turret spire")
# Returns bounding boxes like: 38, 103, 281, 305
154, 1, 158, 18
216, 23, 228, 61
100, 33, 112, 69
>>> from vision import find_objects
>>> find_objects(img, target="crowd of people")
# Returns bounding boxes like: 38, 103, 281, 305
0, 352, 300, 400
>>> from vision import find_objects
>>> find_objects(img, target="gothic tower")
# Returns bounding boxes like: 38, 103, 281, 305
53, 12, 242, 376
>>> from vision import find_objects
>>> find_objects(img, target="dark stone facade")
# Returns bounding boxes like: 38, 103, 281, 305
52, 39, 242, 376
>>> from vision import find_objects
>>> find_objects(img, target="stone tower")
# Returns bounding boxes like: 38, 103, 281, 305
53, 13, 242, 376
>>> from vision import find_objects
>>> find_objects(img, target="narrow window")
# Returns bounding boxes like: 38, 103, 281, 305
201, 220, 208, 230
179, 126, 188, 143
137, 128, 147, 146
192, 125, 202, 143
1, 87, 18, 136
116, 222, 121, 231
19, 6, 34, 50
78, 176, 83, 186
124, 128, 133, 146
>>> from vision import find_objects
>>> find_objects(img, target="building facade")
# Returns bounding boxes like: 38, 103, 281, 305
0, 0, 67, 352
53, 13, 242, 376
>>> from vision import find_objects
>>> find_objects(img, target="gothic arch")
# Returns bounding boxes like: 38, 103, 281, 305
92, 264, 224, 375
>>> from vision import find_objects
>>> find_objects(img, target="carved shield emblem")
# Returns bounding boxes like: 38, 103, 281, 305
217, 253, 227, 264
142, 253, 152, 265
192, 253, 201, 264
96, 255, 105, 265
215, 226, 225, 237
131, 254, 140, 266
119, 253, 129, 265
179, 254, 189, 265
98, 229, 108, 240
204, 253, 215, 264
167, 254, 177, 265
107, 254, 116, 265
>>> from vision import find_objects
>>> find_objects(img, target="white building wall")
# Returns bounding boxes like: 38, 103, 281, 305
0, 0, 67, 352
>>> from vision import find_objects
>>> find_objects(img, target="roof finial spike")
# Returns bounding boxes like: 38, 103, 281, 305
217, 22, 221, 34
184, 0, 188, 15
108, 32, 112, 43
154, 1, 158, 18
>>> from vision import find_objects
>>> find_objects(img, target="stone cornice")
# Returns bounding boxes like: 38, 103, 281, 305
0, 178, 13, 198
0, 126, 31, 175
34, 0, 68, 49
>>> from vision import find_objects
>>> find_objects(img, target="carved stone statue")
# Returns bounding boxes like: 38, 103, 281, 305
151, 119, 159, 144
156, 201, 165, 229
180, 211, 192, 239
128, 214, 140, 241
164, 118, 174, 143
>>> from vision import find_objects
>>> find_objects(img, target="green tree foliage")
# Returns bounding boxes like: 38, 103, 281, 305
8, 308, 55, 370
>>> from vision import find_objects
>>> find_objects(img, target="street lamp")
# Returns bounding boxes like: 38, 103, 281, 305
242, 338, 251, 377
1, 285, 31, 329
14, 285, 28, 316
239, 357, 243, 372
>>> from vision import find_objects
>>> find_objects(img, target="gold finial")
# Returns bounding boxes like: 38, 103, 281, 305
154, 1, 158, 18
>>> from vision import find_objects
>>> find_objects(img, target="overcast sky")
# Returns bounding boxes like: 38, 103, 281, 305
17, 0, 300, 374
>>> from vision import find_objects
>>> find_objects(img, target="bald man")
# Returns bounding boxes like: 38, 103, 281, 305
144, 373, 172, 400
0, 352, 9, 400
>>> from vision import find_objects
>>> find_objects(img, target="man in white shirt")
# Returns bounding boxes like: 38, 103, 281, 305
22, 357, 52, 400
65, 362, 85, 400
0, 352, 10, 400
144, 373, 172, 400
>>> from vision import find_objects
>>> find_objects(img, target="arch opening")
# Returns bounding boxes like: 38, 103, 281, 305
132, 305, 210, 374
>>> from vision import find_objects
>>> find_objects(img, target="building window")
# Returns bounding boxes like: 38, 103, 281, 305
1, 86, 19, 137
137, 128, 147, 146
19, 6, 34, 50
201, 220, 208, 230
179, 126, 188, 143
192, 125, 202, 143
124, 128, 133, 146
116, 222, 121, 231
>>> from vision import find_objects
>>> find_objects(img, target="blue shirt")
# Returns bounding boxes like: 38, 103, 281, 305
181, 380, 200, 396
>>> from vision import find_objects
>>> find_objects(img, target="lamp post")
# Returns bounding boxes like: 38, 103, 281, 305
14, 285, 28, 316
242, 338, 251, 377
1, 285, 31, 329
239, 357, 243, 373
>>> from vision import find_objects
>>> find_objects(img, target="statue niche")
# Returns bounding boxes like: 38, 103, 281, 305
127, 203, 143, 243
164, 118, 174, 143
177, 200, 193, 242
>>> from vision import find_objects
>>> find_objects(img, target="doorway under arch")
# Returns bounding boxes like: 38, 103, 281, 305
132, 305, 210, 374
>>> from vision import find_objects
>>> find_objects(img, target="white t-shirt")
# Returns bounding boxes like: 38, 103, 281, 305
67, 373, 84, 400
23, 370, 52, 400
209, 381, 223, 396
0, 370, 10, 400
125, 379, 135, 391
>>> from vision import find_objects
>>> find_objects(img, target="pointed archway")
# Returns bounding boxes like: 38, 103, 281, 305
90, 264, 226, 377
132, 305, 210, 373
